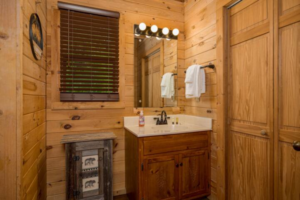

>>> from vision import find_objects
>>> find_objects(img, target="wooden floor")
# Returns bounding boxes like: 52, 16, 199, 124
114, 194, 209, 200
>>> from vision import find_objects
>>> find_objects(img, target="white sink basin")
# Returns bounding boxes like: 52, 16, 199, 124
124, 115, 212, 137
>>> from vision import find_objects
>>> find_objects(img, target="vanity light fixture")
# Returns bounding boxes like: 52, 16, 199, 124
139, 22, 147, 31
134, 24, 179, 40
162, 27, 169, 35
172, 28, 179, 36
151, 25, 158, 33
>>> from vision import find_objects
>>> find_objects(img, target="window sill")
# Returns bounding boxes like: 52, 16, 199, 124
51, 101, 125, 110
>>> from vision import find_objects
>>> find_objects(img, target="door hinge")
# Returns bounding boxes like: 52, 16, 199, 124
141, 163, 144, 171
73, 190, 80, 197
73, 155, 80, 161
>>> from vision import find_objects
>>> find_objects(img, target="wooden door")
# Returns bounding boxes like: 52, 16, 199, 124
143, 155, 179, 200
179, 151, 209, 199
227, 0, 273, 199
276, 0, 300, 199
145, 50, 161, 107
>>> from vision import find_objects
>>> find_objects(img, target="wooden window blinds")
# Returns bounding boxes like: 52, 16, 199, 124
59, 4, 120, 102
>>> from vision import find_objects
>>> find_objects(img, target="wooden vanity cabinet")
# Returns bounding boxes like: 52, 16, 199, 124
125, 131, 211, 200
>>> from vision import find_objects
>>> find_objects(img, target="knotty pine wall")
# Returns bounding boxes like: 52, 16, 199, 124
183, 0, 218, 199
22, 0, 47, 199
46, 0, 184, 199
0, 0, 22, 199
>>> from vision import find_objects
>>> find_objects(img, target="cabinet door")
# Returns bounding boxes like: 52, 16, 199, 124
143, 155, 179, 200
179, 151, 209, 199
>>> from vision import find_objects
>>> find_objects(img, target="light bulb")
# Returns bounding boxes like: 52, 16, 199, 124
139, 23, 146, 31
162, 27, 169, 35
172, 28, 179, 36
151, 25, 158, 33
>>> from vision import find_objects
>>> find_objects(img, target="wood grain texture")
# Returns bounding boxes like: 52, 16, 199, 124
0, 0, 22, 199
275, 1, 300, 199
46, 1, 184, 198
278, 142, 300, 200
126, 131, 210, 200
183, 1, 217, 199
20, 0, 47, 199
227, 0, 274, 200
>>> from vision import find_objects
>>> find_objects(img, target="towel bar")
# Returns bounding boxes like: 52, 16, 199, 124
184, 63, 215, 73
161, 73, 177, 78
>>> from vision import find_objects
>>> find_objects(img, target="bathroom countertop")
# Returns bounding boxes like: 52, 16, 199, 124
124, 114, 212, 137
124, 125, 212, 137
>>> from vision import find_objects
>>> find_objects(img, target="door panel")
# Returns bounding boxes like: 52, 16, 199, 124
279, 22, 300, 129
228, 0, 273, 199
230, 35, 269, 124
278, 142, 300, 200
230, 0, 268, 35
228, 132, 250, 200
144, 51, 161, 107
249, 136, 270, 200
179, 151, 209, 199
281, 0, 300, 13
277, 1, 300, 199
143, 155, 178, 200
229, 132, 270, 200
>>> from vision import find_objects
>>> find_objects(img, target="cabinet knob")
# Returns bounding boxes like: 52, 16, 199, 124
293, 141, 300, 151
180, 163, 183, 167
64, 124, 72, 130
176, 164, 179, 168
261, 130, 267, 136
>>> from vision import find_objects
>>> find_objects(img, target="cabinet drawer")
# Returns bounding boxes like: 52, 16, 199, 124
143, 132, 209, 155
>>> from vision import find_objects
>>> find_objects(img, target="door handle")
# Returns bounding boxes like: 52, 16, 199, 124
293, 141, 300, 151
261, 130, 267, 136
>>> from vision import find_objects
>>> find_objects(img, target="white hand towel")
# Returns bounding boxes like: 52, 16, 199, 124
185, 65, 197, 83
161, 72, 169, 86
161, 73, 174, 98
195, 67, 206, 98
185, 65, 206, 98
185, 65, 197, 97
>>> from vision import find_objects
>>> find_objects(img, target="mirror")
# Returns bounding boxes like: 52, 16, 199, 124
134, 37, 178, 108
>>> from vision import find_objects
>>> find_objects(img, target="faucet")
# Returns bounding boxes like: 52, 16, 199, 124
154, 110, 169, 125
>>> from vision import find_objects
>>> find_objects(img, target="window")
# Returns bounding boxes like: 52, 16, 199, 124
59, 3, 120, 101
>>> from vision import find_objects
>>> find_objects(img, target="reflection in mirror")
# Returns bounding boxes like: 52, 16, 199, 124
134, 36, 178, 108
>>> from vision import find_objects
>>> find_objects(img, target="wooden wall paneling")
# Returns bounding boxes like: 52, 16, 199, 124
0, 0, 22, 199
21, 0, 47, 198
46, 1, 184, 198
183, 1, 217, 199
